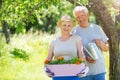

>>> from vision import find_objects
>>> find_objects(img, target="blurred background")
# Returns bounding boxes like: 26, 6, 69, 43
0, 0, 120, 80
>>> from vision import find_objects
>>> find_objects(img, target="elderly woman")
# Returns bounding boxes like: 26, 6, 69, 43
44, 14, 86, 80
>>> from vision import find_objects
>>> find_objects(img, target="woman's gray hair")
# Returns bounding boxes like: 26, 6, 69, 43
73, 6, 88, 17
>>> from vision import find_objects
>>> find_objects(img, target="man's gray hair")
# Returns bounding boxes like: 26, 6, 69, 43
73, 6, 88, 17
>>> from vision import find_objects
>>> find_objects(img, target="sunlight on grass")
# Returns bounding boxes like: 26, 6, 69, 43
103, 52, 109, 80
0, 33, 53, 80
0, 33, 109, 80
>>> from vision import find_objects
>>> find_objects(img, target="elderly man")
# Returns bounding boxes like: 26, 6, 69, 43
72, 6, 109, 80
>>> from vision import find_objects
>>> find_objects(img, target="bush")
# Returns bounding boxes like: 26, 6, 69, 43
10, 48, 29, 61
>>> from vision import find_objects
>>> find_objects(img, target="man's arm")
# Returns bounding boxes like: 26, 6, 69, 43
94, 39, 109, 51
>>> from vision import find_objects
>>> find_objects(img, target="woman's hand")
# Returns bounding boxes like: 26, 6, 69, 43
44, 65, 54, 77
44, 59, 50, 64
77, 66, 89, 77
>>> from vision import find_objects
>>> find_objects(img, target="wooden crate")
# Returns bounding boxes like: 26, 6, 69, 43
46, 63, 85, 77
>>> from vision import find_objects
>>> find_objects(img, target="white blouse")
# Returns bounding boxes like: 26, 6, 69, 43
52, 35, 81, 61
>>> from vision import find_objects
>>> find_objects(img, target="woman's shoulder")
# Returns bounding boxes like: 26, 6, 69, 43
71, 35, 81, 41
50, 37, 59, 45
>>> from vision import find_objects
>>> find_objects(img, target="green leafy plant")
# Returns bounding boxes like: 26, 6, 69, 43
10, 48, 29, 61
45, 57, 84, 65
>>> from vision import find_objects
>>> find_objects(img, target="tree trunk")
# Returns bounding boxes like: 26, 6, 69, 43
2, 21, 10, 44
0, 0, 10, 44
88, 0, 120, 80
68, 0, 120, 80
0, 0, 2, 8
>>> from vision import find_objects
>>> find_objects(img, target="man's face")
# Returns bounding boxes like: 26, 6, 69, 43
75, 11, 89, 27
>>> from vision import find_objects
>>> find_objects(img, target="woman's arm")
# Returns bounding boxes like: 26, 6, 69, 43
77, 38, 96, 63
45, 42, 54, 61
76, 39, 85, 59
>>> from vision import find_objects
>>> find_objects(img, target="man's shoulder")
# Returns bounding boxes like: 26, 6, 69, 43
90, 23, 101, 29
72, 35, 80, 38
72, 25, 80, 30
90, 23, 99, 27
71, 25, 80, 35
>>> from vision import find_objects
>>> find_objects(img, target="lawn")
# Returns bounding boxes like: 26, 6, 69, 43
0, 33, 52, 80
0, 33, 109, 80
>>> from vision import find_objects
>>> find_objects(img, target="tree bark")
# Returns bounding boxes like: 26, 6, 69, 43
0, 0, 10, 44
68, 0, 120, 80
2, 21, 10, 44
0, 0, 2, 8
87, 0, 120, 79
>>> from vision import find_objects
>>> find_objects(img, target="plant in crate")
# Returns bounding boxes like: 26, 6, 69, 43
44, 56, 88, 77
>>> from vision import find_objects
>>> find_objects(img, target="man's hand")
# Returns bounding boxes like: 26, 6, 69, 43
94, 39, 101, 47
94, 39, 109, 51
86, 56, 96, 63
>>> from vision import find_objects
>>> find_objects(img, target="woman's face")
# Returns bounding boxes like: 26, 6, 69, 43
60, 21, 73, 34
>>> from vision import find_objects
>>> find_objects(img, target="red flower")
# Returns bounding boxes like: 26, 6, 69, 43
44, 60, 50, 64
75, 61, 80, 65
57, 56, 64, 61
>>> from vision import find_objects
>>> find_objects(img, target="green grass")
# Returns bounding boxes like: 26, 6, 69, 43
103, 52, 109, 80
0, 33, 109, 80
0, 33, 53, 80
